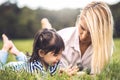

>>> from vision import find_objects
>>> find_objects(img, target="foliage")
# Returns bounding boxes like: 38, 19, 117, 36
110, 2, 120, 38
0, 1, 119, 38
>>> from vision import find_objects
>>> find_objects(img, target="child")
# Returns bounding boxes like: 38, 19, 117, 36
0, 28, 65, 76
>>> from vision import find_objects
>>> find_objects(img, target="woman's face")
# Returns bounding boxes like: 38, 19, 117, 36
78, 16, 91, 43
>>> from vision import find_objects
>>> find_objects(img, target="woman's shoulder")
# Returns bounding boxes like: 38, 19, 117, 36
57, 27, 76, 42
57, 27, 76, 34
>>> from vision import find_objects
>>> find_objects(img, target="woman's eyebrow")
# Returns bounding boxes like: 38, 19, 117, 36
80, 24, 85, 30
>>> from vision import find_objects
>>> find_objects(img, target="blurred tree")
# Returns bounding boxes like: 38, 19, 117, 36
16, 7, 36, 38
0, 1, 119, 38
110, 2, 120, 38
0, 1, 20, 38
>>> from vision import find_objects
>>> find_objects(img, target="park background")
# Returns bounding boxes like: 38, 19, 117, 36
0, 0, 120, 80
0, 0, 120, 39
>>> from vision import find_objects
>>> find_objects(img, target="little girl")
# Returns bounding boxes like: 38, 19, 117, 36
0, 28, 65, 75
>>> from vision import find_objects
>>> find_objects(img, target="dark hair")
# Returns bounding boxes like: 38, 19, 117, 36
29, 28, 65, 62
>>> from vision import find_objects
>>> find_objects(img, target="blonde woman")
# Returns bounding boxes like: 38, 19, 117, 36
58, 1, 114, 75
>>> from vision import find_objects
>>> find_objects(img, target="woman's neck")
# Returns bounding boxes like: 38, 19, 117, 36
79, 41, 91, 57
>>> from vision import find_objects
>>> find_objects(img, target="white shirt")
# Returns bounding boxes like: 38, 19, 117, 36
57, 27, 93, 70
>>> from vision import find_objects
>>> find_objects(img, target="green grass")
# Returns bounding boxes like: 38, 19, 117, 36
0, 39, 33, 52
113, 39, 120, 59
0, 38, 120, 80
0, 39, 33, 61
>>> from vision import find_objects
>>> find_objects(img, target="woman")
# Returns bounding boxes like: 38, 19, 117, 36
58, 1, 114, 75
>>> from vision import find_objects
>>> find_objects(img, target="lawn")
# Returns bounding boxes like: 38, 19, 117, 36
0, 39, 33, 61
0, 38, 120, 80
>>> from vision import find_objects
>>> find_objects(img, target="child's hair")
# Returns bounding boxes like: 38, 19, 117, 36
29, 28, 65, 62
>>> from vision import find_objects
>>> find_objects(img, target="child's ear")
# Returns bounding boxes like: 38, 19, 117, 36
38, 49, 45, 57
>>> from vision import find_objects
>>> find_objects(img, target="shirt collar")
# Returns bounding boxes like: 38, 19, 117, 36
31, 60, 58, 75
70, 27, 80, 52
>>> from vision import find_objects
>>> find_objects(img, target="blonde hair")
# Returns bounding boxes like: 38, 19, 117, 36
77, 1, 114, 74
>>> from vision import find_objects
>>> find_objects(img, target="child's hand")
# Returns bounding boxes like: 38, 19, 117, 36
59, 66, 79, 76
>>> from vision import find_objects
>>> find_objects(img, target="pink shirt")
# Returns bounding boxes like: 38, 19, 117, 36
57, 27, 93, 69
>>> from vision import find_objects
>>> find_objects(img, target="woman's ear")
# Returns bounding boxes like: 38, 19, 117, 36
38, 49, 45, 57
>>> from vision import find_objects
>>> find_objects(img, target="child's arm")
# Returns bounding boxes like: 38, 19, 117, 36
0, 50, 9, 65
15, 52, 27, 61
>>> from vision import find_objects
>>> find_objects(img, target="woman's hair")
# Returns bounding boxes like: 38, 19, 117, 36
30, 28, 65, 62
77, 1, 114, 74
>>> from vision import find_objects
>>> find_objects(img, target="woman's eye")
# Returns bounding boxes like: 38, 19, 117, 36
80, 25, 85, 30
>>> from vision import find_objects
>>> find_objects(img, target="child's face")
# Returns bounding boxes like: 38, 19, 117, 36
42, 50, 62, 66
